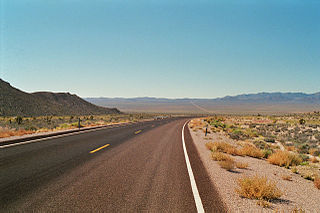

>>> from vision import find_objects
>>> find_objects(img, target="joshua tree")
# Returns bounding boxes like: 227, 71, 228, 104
15, 116, 23, 125
299, 118, 306, 125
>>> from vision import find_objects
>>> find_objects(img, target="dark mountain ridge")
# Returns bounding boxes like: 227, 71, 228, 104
0, 79, 120, 116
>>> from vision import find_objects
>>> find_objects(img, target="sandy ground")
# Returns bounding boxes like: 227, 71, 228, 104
189, 124, 320, 212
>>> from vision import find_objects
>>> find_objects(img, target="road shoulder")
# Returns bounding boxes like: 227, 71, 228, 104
184, 122, 227, 212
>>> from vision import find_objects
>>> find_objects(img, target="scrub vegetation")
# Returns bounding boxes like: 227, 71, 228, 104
190, 112, 320, 209
0, 113, 172, 139
236, 175, 283, 201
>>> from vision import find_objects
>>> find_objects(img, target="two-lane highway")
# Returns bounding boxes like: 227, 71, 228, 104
0, 118, 225, 212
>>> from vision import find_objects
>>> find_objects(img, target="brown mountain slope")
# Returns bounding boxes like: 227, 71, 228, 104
0, 79, 120, 116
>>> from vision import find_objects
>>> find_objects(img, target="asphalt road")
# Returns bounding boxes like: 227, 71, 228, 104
0, 118, 225, 212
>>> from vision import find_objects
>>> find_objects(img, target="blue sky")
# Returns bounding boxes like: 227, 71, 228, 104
1, 0, 319, 98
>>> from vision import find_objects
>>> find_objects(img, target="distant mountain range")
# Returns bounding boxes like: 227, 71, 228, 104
1, 78, 319, 115
86, 92, 320, 114
0, 79, 120, 116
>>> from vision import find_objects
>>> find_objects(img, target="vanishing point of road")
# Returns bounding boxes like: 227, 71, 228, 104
0, 118, 226, 212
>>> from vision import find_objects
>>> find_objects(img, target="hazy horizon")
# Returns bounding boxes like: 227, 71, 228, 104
2, 77, 320, 100
1, 0, 319, 98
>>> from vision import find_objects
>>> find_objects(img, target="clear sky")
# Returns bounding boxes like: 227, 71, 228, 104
1, 0, 319, 98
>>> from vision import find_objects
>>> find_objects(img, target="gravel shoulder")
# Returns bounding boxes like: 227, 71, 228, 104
189, 123, 320, 212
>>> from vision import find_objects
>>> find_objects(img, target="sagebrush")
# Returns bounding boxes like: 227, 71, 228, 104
236, 175, 282, 201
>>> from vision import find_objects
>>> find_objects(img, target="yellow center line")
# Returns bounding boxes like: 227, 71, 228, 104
135, 130, 142, 134
89, 144, 110, 154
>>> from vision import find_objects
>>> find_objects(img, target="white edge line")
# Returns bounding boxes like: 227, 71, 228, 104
0, 125, 122, 149
182, 121, 205, 213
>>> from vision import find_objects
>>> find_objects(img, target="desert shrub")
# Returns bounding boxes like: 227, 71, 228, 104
236, 162, 249, 169
15, 116, 23, 125
314, 177, 320, 190
256, 200, 271, 208
286, 146, 296, 151
25, 126, 37, 131
229, 129, 250, 140
300, 154, 309, 162
58, 123, 70, 129
71, 122, 80, 127
239, 144, 264, 158
311, 157, 319, 163
309, 148, 320, 157
45, 116, 52, 124
267, 151, 302, 167
281, 175, 292, 181
206, 141, 240, 155
224, 146, 241, 156
212, 142, 234, 152
0, 129, 34, 138
253, 140, 270, 150
299, 118, 306, 125
303, 173, 313, 180
236, 175, 282, 201
300, 161, 309, 166
298, 144, 310, 154
291, 167, 299, 174
244, 128, 259, 138
262, 149, 273, 158
69, 116, 74, 122
292, 206, 306, 213
207, 119, 226, 129
205, 142, 215, 150
211, 152, 233, 161
265, 138, 275, 143
218, 159, 235, 171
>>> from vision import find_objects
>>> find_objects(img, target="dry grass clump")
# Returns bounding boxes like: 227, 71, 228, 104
0, 129, 34, 138
303, 173, 313, 180
210, 148, 236, 171
314, 177, 320, 190
206, 142, 266, 159
281, 175, 292, 181
205, 142, 213, 150
205, 142, 215, 150
292, 206, 306, 213
238, 144, 264, 158
206, 141, 240, 156
256, 200, 271, 208
218, 159, 235, 171
286, 146, 296, 152
268, 150, 302, 167
310, 157, 319, 163
189, 119, 205, 130
236, 162, 249, 169
225, 146, 241, 156
236, 175, 282, 201
291, 167, 299, 174
209, 141, 234, 152
309, 148, 319, 156
211, 151, 233, 161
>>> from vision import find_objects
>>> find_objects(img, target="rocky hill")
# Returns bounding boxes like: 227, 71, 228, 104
0, 79, 120, 116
